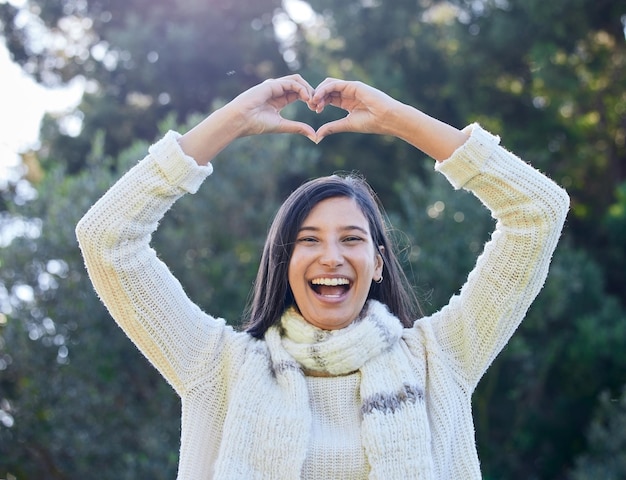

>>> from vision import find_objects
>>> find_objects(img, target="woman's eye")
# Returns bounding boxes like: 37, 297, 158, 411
297, 237, 317, 243
343, 236, 363, 243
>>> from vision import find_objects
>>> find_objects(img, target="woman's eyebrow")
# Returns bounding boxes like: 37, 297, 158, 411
297, 225, 369, 234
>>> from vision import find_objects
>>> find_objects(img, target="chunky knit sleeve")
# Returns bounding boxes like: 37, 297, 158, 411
76, 131, 239, 395
421, 124, 569, 390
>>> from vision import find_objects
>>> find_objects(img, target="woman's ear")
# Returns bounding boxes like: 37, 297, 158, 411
374, 245, 385, 280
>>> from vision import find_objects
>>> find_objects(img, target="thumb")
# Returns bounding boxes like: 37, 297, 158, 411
315, 118, 352, 143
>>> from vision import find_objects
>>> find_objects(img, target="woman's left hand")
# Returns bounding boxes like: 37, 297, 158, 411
309, 78, 404, 141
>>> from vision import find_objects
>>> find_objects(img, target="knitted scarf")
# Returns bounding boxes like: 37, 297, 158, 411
213, 300, 434, 479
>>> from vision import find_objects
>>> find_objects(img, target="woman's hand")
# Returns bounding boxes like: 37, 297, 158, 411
308, 78, 403, 141
226, 74, 316, 140
309, 77, 468, 160
180, 74, 316, 164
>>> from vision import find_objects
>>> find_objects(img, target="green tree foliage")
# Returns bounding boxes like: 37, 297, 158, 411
0, 138, 181, 478
1, 0, 288, 173
570, 387, 626, 479
390, 164, 494, 310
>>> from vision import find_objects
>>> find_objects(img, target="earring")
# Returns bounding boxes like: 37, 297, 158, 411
375, 276, 383, 284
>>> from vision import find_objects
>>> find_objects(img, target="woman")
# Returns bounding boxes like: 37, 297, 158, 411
76, 75, 569, 479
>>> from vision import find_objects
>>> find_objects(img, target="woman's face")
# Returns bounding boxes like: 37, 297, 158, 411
288, 196, 383, 330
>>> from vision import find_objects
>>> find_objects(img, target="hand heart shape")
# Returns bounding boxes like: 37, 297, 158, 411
238, 75, 397, 144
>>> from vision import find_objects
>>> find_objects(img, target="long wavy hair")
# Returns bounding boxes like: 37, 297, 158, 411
244, 173, 422, 338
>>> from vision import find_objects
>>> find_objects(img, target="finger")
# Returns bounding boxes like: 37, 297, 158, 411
277, 119, 317, 143
311, 78, 349, 103
291, 74, 316, 100
309, 78, 346, 111
309, 91, 344, 114
282, 73, 315, 92
278, 74, 315, 102
263, 77, 312, 108
313, 77, 343, 93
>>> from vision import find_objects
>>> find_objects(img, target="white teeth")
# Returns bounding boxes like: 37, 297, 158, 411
311, 277, 350, 286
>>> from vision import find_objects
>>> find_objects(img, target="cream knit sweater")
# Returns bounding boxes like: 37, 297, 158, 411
76, 124, 569, 479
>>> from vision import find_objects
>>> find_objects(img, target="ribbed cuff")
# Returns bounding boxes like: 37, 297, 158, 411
148, 130, 213, 194
435, 123, 501, 190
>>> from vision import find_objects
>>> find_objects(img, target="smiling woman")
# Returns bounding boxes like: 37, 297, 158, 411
76, 74, 569, 479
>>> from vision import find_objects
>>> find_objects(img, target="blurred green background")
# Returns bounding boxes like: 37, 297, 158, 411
1, 0, 625, 478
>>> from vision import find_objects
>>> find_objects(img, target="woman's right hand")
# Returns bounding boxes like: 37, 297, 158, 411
225, 74, 316, 140
180, 75, 316, 165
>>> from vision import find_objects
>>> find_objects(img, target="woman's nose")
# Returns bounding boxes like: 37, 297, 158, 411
319, 242, 344, 267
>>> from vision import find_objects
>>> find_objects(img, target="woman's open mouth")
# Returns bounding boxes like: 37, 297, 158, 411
310, 277, 351, 297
